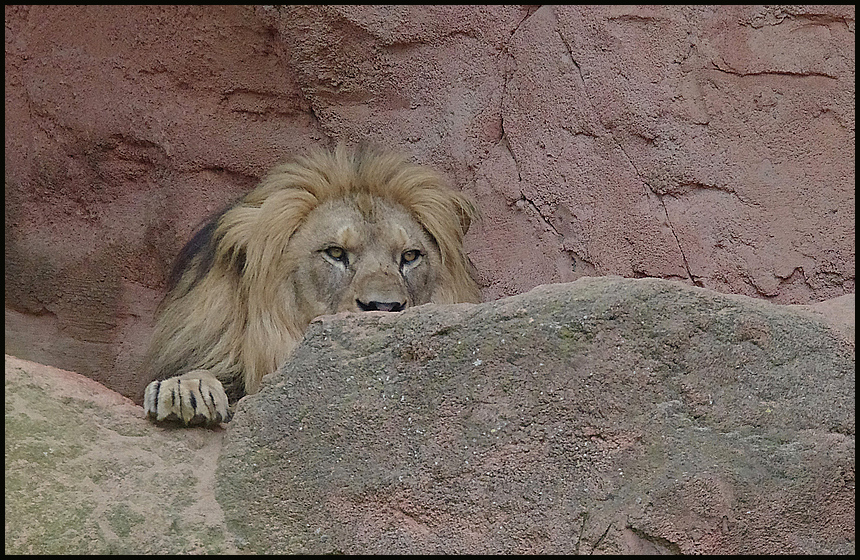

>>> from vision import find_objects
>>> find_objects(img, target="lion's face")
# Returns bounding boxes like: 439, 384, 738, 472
285, 194, 442, 323
147, 146, 481, 404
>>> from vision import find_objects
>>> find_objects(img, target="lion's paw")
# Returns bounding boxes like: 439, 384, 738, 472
143, 371, 230, 427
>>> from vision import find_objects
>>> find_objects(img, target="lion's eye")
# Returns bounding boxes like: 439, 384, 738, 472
401, 250, 421, 264
324, 246, 347, 263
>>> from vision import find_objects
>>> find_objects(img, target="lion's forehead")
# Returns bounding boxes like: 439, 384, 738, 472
299, 197, 431, 253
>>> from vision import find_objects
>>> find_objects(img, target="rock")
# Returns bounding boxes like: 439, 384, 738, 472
219, 277, 855, 554
4, 5, 855, 400
5, 277, 855, 553
4, 355, 233, 554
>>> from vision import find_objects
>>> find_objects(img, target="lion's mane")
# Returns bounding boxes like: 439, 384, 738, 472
144, 145, 481, 401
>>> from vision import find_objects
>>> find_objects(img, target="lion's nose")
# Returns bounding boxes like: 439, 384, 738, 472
356, 299, 406, 312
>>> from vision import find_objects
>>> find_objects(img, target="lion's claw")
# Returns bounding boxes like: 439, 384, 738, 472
143, 371, 230, 426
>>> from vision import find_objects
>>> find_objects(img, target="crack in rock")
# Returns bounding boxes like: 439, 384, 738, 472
615, 143, 703, 287
552, 10, 699, 285
518, 193, 561, 238
655, 195, 703, 287
673, 181, 755, 205
710, 60, 837, 80
554, 9, 605, 137
494, 7, 539, 182
510, 5, 540, 40
627, 526, 683, 554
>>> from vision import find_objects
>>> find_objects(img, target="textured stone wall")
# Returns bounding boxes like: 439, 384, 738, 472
4, 5, 855, 399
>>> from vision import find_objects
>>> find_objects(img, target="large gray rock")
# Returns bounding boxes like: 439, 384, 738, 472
6, 277, 854, 554
219, 277, 854, 554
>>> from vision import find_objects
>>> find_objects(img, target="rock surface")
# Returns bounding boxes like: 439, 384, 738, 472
4, 5, 855, 401
221, 277, 854, 554
4, 277, 855, 553
4, 355, 232, 554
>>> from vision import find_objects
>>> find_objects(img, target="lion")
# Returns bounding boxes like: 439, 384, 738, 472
142, 145, 481, 426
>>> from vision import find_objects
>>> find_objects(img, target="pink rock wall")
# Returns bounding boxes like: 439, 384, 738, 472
4, 5, 855, 401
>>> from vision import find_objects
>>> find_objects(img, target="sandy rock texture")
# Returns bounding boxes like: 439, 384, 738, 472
4, 6, 855, 400
221, 277, 855, 554
4, 355, 232, 554
6, 278, 854, 554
